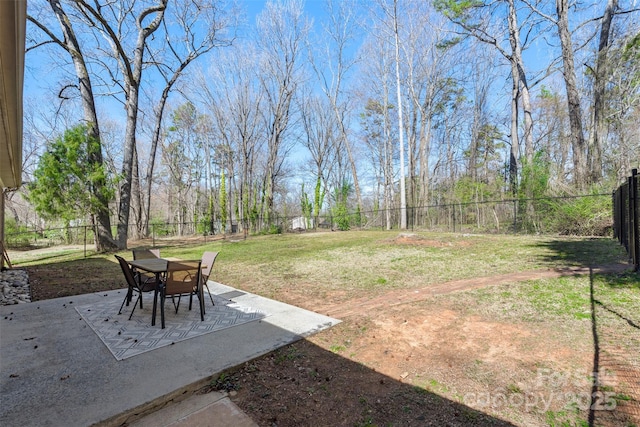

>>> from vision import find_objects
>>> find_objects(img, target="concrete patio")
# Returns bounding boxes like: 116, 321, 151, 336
0, 282, 340, 426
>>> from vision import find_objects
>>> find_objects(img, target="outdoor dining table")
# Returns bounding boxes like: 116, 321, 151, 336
127, 258, 206, 326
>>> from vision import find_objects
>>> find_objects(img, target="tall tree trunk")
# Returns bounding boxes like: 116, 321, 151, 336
144, 80, 175, 236
144, 94, 168, 237
507, 0, 533, 165
131, 145, 143, 239
556, 0, 587, 189
332, 106, 364, 218
256, 1, 307, 224
382, 89, 393, 230
117, 84, 140, 247
509, 64, 520, 196
264, 122, 283, 219
393, 0, 407, 230
506, 0, 535, 226
468, 89, 482, 181
418, 112, 432, 213
519, 71, 534, 164
108, 1, 167, 249
406, 109, 418, 220
590, 0, 618, 183
42, 0, 117, 252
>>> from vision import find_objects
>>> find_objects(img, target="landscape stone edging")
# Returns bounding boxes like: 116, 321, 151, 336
0, 269, 31, 305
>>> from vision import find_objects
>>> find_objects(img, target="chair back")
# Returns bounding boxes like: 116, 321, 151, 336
164, 260, 202, 296
200, 251, 219, 280
132, 248, 160, 260
115, 255, 137, 288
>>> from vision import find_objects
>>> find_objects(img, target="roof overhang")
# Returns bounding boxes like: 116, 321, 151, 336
0, 0, 26, 189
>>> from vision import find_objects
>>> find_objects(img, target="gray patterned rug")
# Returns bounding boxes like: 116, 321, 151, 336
76, 293, 268, 360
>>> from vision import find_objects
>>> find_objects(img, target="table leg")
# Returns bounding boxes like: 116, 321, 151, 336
199, 283, 205, 321
160, 290, 166, 329
151, 272, 162, 326
152, 288, 158, 326
196, 270, 204, 321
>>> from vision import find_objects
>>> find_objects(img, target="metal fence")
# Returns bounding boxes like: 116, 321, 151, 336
5, 193, 615, 254
613, 168, 639, 271
5, 224, 93, 249
316, 194, 612, 236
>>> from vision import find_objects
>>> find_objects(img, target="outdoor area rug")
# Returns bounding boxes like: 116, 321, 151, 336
76, 293, 268, 360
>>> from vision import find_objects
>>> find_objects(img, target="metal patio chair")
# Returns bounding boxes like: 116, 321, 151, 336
115, 255, 160, 320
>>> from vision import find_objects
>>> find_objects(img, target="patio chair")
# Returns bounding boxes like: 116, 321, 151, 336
132, 248, 160, 259
156, 260, 204, 329
200, 251, 219, 309
115, 255, 160, 320
131, 248, 160, 284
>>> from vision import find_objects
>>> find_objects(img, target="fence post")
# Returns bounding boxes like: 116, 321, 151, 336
84, 225, 87, 258
452, 204, 456, 233
612, 190, 617, 241
631, 169, 639, 271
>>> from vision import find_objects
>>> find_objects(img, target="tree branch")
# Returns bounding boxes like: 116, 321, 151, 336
25, 39, 58, 53
58, 84, 77, 100
27, 15, 68, 52
73, 0, 136, 85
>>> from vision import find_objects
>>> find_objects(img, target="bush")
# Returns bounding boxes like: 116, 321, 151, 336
333, 204, 351, 231
267, 224, 282, 235
255, 224, 282, 236
547, 195, 612, 236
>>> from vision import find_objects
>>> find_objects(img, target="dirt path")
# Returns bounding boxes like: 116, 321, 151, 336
321, 263, 631, 319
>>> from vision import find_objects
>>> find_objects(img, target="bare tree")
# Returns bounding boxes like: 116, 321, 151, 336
298, 93, 339, 225
196, 44, 266, 234
589, 0, 619, 183
466, 46, 502, 183
507, 0, 534, 167
555, 0, 588, 187
600, 26, 640, 182
160, 102, 204, 234
255, 0, 310, 222
531, 84, 570, 186
397, 1, 458, 218
27, 0, 117, 251
360, 97, 395, 230
309, 0, 364, 219
435, 0, 536, 192
358, 17, 398, 230
523, 0, 588, 187
390, 0, 407, 229
140, 0, 237, 236
68, 0, 168, 248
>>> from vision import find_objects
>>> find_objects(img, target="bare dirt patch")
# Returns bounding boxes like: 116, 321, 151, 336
215, 265, 639, 427
26, 260, 122, 301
